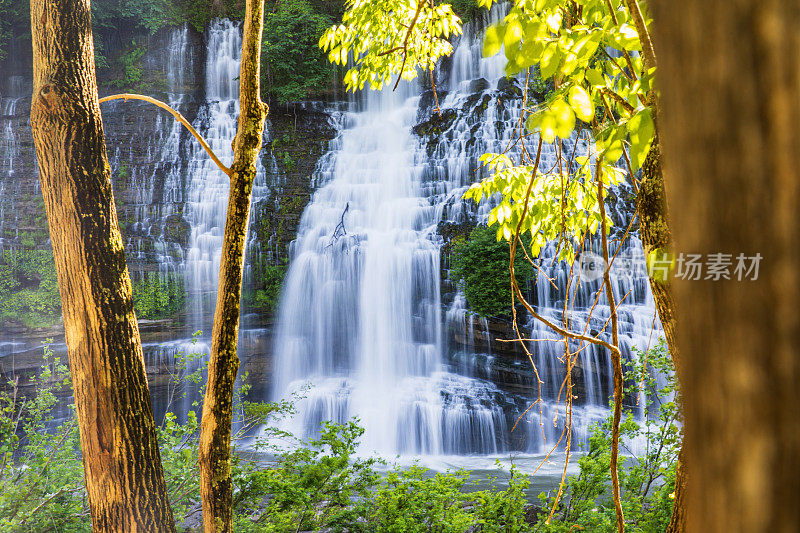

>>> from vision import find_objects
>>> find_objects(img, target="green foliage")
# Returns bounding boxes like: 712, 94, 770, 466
132, 272, 185, 320
2, 343, 540, 532
448, 0, 484, 24
464, 152, 625, 263
450, 224, 532, 317
0, 0, 10, 62
467, 0, 657, 254
346, 462, 531, 532
320, 0, 463, 91
0, 0, 29, 61
534, 339, 681, 532
243, 261, 287, 314
0, 248, 61, 328
92, 0, 179, 34
235, 420, 381, 531
91, 0, 247, 35
262, 0, 337, 103
105, 44, 147, 88
180, 0, 246, 33
0, 343, 87, 532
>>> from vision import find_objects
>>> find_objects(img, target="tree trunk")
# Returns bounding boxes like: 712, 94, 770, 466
652, 0, 800, 531
28, 1, 175, 531
198, 0, 268, 531
638, 139, 685, 532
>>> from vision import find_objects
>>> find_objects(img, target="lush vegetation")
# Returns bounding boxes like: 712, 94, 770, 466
0, 338, 678, 531
465, 0, 656, 264
132, 272, 186, 320
319, 0, 463, 91
0, 0, 12, 62
0, 249, 61, 328
242, 259, 287, 315
534, 340, 680, 531
450, 224, 533, 318
261, 0, 338, 103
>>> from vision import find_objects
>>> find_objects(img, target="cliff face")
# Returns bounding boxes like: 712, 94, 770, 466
0, 24, 336, 397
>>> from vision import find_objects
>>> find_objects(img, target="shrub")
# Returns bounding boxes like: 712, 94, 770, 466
0, 340, 679, 531
0, 343, 87, 532
132, 272, 185, 320
534, 339, 681, 532
261, 0, 337, 103
243, 261, 287, 315
0, 249, 61, 328
449, 224, 533, 317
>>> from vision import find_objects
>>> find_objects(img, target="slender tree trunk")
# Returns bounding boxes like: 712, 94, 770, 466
638, 139, 685, 532
652, 0, 800, 531
198, 0, 268, 531
620, 2, 687, 527
28, 1, 175, 531
598, 157, 625, 533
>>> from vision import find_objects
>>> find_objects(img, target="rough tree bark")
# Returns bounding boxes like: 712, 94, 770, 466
28, 0, 175, 531
638, 139, 686, 532
652, 0, 800, 531
625, 0, 686, 525
197, 0, 268, 531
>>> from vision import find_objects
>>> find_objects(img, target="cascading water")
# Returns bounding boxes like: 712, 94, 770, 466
140, 20, 273, 418
184, 19, 242, 325
0, 77, 25, 250
270, 7, 662, 458
0, 12, 663, 461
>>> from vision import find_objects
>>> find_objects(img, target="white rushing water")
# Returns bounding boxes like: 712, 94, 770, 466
269, 8, 662, 459
184, 19, 243, 325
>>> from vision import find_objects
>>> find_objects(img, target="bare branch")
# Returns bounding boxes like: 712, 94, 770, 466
99, 93, 232, 177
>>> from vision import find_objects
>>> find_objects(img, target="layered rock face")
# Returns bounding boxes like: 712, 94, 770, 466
0, 24, 336, 403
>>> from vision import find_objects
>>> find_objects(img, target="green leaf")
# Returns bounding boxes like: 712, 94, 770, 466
586, 67, 604, 87
483, 24, 504, 58
568, 85, 594, 122
539, 42, 560, 79
552, 98, 576, 139
627, 108, 655, 170
503, 20, 522, 59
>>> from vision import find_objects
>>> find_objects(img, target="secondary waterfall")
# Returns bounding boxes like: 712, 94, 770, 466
270, 9, 661, 457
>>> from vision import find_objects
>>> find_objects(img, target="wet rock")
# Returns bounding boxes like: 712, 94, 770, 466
419, 88, 449, 112
468, 77, 490, 94
413, 108, 458, 138
163, 214, 192, 248
412, 107, 459, 156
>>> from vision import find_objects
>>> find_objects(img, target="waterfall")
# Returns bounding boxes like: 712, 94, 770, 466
0, 96, 21, 249
0, 14, 663, 458
184, 19, 242, 325
270, 12, 661, 457
142, 20, 273, 419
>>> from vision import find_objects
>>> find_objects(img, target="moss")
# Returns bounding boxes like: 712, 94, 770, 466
163, 214, 192, 249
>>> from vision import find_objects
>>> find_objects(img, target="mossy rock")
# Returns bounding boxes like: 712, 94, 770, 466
163, 214, 191, 248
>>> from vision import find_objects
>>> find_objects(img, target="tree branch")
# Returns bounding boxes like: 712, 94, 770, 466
99, 93, 232, 177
